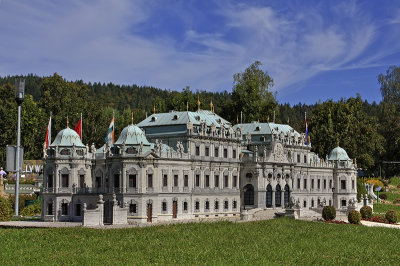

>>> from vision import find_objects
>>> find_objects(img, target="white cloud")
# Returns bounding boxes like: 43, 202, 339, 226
0, 0, 398, 98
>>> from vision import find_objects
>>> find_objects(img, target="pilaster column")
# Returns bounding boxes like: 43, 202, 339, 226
281, 190, 285, 207
272, 190, 276, 208
122, 164, 126, 193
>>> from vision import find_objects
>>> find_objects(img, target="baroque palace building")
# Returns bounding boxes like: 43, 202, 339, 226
41, 108, 358, 224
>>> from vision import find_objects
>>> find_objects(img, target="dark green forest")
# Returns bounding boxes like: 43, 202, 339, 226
1, 63, 399, 177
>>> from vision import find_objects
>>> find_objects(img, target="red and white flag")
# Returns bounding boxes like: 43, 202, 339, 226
74, 113, 82, 140
45, 115, 51, 149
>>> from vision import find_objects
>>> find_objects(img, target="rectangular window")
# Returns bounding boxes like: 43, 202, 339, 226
329, 180, 332, 189
214, 147, 219, 157
163, 174, 168, 187
297, 154, 300, 163
214, 175, 219, 188
114, 174, 120, 188
341, 200, 347, 207
233, 200, 237, 209
311, 179, 314, 189
195, 175, 200, 187
297, 178, 300, 189
147, 174, 153, 188
129, 175, 136, 188
303, 200, 307, 208
352, 180, 355, 190
224, 175, 228, 188
183, 202, 188, 211
174, 175, 178, 187
75, 204, 81, 216
304, 179, 307, 189
224, 200, 228, 210
96, 176, 101, 188
129, 204, 137, 213
233, 149, 236, 159
47, 203, 53, 215
215, 201, 219, 210
195, 201, 200, 211
317, 179, 320, 189
224, 148, 228, 158
304, 155, 307, 163
195, 146, 200, 156
324, 179, 326, 189
205, 147, 209, 156
61, 174, 69, 188
233, 176, 237, 188
341, 180, 346, 190
184, 175, 188, 187
205, 201, 210, 210
48, 174, 53, 188
205, 175, 210, 187
162, 202, 167, 212
61, 203, 68, 215
79, 175, 85, 188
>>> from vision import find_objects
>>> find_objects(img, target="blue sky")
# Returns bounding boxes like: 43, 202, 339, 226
1, 0, 399, 105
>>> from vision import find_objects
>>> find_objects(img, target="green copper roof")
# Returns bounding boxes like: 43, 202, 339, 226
115, 124, 151, 146
233, 122, 300, 137
50, 127, 84, 147
328, 146, 350, 161
137, 110, 231, 128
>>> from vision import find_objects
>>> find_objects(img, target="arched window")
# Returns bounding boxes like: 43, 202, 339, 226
284, 184, 290, 206
246, 172, 253, 179
266, 184, 272, 208
275, 184, 282, 207
244, 184, 254, 205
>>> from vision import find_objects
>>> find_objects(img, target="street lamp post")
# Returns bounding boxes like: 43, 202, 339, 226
14, 77, 25, 216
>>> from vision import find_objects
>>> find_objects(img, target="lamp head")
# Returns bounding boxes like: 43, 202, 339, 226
15, 77, 25, 104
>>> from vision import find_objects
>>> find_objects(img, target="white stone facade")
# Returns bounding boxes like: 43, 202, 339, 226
41, 110, 358, 224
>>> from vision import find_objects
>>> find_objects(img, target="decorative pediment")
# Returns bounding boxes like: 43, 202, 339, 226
59, 167, 70, 174
126, 167, 137, 174
78, 168, 85, 175
264, 142, 290, 164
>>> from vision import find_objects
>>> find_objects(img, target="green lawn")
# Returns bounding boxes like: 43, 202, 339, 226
374, 203, 400, 215
1, 218, 400, 265
379, 191, 400, 202
389, 177, 400, 187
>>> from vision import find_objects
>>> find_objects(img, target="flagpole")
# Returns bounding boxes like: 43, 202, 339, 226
113, 111, 115, 144
81, 113, 83, 142
305, 112, 308, 145
49, 111, 52, 146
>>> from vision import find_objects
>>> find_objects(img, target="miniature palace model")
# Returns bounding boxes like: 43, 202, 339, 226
41, 108, 359, 225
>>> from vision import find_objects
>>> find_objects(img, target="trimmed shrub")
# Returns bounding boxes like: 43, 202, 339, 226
379, 194, 387, 200
8, 194, 37, 212
385, 210, 398, 223
20, 201, 41, 217
360, 206, 372, 219
322, 206, 336, 221
348, 210, 361, 224
0, 197, 13, 221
